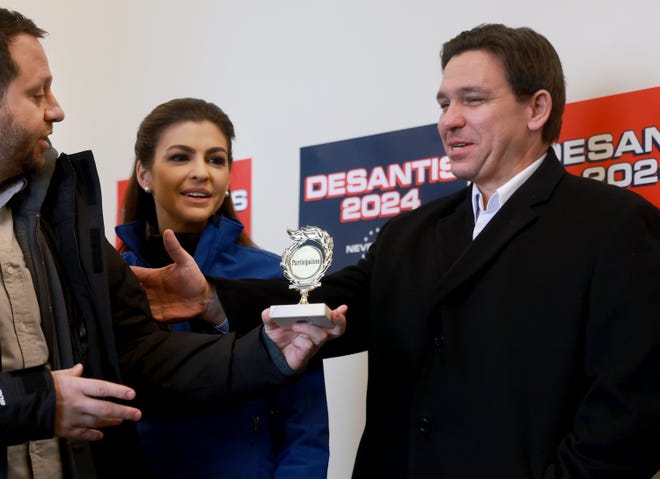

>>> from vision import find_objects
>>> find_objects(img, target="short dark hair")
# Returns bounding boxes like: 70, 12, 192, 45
0, 8, 46, 99
120, 98, 256, 249
441, 24, 565, 143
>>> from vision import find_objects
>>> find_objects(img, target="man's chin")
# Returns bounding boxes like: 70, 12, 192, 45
25, 150, 47, 173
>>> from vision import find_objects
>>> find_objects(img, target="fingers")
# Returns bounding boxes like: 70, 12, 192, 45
52, 366, 143, 441
292, 322, 333, 346
66, 410, 125, 429
77, 375, 137, 402
69, 426, 105, 442
81, 394, 142, 422
55, 402, 142, 441
55, 364, 138, 403
331, 304, 349, 317
62, 417, 124, 441
263, 304, 347, 371
290, 333, 317, 353
290, 305, 348, 346
329, 304, 348, 334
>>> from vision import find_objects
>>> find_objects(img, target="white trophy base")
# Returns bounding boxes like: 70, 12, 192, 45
270, 303, 333, 329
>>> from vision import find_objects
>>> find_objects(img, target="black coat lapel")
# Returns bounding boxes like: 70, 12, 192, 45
433, 190, 474, 275
433, 149, 566, 303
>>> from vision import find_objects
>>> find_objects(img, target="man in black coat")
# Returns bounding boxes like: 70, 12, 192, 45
0, 8, 345, 479
136, 24, 660, 478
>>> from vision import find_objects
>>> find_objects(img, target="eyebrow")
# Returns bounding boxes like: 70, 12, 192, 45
166, 145, 228, 154
25, 75, 52, 92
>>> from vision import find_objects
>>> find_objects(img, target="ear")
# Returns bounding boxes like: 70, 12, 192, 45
527, 89, 552, 134
135, 162, 152, 191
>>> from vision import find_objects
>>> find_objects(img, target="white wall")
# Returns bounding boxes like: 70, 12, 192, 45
4, 1, 659, 477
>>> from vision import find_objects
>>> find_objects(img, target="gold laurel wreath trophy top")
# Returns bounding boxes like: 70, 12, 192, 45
269, 226, 334, 328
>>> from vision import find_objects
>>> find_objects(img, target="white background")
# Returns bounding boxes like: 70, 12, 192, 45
4, 1, 659, 477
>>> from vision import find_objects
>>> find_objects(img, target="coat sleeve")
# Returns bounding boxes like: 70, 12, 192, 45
0, 366, 55, 446
546, 198, 660, 478
105, 244, 294, 415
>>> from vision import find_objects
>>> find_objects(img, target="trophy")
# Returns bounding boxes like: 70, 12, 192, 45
270, 226, 335, 328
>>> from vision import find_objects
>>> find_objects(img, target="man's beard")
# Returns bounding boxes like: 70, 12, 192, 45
0, 108, 43, 182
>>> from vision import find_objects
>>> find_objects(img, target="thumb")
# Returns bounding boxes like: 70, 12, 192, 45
261, 308, 278, 332
162, 229, 191, 265
64, 363, 84, 377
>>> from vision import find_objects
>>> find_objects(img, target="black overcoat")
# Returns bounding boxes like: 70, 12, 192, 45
218, 149, 660, 478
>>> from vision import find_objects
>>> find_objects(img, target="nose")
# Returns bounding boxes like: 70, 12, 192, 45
437, 103, 465, 134
189, 156, 210, 180
45, 91, 65, 123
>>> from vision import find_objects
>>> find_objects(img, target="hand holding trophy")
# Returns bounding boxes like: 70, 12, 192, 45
270, 226, 334, 328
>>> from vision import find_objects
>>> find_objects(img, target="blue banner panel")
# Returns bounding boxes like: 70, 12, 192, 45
300, 124, 467, 271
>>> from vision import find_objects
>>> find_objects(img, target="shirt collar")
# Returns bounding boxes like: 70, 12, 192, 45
0, 177, 27, 209
471, 154, 546, 220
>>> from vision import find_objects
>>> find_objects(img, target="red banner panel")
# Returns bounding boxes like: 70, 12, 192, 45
556, 86, 660, 207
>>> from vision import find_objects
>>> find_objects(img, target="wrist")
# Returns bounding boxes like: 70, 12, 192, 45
201, 281, 226, 326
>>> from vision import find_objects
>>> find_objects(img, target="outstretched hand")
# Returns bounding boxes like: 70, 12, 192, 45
131, 229, 215, 322
51, 364, 142, 441
263, 305, 347, 371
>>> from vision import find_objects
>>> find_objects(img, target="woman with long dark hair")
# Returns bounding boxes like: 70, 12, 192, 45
116, 98, 329, 478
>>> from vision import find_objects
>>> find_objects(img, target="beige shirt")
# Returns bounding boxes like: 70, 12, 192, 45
0, 205, 62, 479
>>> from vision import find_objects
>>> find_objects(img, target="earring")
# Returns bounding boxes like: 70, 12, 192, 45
144, 187, 151, 194
225, 190, 230, 197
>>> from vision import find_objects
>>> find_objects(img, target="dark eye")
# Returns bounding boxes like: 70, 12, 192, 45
438, 101, 450, 112
209, 155, 227, 166
465, 96, 485, 105
169, 154, 188, 163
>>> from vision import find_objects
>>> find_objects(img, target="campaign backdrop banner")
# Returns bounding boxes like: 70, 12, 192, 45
300, 87, 660, 271
299, 124, 467, 271
555, 86, 660, 207
115, 157, 253, 246
229, 158, 253, 237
